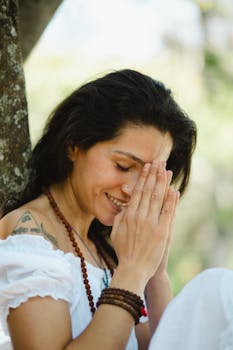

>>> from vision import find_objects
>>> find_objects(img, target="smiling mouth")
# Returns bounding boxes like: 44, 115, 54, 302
105, 193, 128, 208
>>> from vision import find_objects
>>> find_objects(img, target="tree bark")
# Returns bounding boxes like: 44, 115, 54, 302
0, 0, 31, 209
18, 0, 63, 60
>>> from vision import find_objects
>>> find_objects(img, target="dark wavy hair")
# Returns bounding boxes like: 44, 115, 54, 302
3, 69, 197, 264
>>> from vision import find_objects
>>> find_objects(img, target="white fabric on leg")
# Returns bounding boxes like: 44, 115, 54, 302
149, 268, 233, 350
0, 338, 12, 350
219, 269, 233, 349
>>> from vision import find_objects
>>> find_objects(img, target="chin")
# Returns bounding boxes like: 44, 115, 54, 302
96, 214, 115, 227
99, 218, 114, 227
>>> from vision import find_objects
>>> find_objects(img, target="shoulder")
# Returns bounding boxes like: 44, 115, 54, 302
0, 207, 43, 237
0, 197, 59, 248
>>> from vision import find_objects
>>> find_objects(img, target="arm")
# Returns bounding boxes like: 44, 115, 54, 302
7, 276, 141, 350
134, 272, 173, 350
146, 271, 173, 333
6, 259, 148, 350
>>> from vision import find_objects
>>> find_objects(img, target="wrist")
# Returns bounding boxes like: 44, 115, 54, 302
150, 270, 170, 282
146, 271, 171, 292
97, 287, 147, 324
110, 264, 147, 297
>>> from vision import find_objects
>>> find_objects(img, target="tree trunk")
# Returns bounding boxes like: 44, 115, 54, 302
0, 0, 31, 209
18, 0, 63, 60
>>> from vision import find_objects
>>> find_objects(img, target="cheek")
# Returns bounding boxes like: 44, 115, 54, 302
96, 168, 130, 193
99, 170, 121, 188
89, 166, 117, 192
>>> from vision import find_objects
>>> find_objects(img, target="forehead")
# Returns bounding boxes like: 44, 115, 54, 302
108, 125, 173, 163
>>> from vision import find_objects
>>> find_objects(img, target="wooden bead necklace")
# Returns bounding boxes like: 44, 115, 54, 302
43, 187, 113, 315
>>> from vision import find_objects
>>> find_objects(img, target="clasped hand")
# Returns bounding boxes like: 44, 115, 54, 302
111, 161, 179, 286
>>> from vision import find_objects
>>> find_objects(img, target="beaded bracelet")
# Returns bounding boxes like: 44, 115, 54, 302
96, 287, 147, 324
101, 288, 143, 307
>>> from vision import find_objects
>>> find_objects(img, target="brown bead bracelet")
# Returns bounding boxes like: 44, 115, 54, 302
101, 288, 143, 307
96, 287, 147, 324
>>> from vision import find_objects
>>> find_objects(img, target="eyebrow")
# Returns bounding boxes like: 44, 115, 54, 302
113, 150, 146, 166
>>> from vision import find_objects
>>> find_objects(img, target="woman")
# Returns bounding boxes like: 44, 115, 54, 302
0, 69, 196, 349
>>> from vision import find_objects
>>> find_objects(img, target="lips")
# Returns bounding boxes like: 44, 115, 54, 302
105, 193, 128, 209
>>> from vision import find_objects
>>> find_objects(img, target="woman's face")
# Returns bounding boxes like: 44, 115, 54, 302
68, 124, 173, 226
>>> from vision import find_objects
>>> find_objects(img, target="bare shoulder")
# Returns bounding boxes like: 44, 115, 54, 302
0, 198, 59, 248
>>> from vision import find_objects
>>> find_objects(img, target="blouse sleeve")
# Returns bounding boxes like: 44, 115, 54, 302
0, 234, 74, 336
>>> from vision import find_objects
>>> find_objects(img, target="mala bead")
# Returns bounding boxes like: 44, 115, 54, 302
43, 187, 98, 316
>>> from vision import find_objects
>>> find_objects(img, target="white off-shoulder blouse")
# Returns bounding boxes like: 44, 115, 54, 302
0, 235, 138, 350
1, 236, 233, 350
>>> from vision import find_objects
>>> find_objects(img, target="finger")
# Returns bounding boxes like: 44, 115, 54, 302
111, 209, 125, 241
163, 190, 180, 250
167, 190, 180, 242
153, 190, 179, 273
148, 162, 168, 223
158, 188, 177, 232
136, 160, 159, 219
127, 163, 151, 212
164, 170, 173, 201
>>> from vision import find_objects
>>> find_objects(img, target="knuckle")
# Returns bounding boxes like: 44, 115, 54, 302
157, 168, 167, 181
136, 210, 146, 222
156, 174, 167, 189
157, 171, 165, 181
145, 217, 155, 229
151, 189, 159, 199
161, 203, 171, 215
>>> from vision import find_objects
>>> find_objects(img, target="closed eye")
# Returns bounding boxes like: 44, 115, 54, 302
115, 163, 130, 172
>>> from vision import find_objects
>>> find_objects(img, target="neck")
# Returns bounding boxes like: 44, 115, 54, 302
49, 181, 94, 242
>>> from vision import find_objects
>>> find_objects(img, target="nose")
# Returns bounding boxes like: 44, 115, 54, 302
121, 184, 132, 196
121, 172, 140, 198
